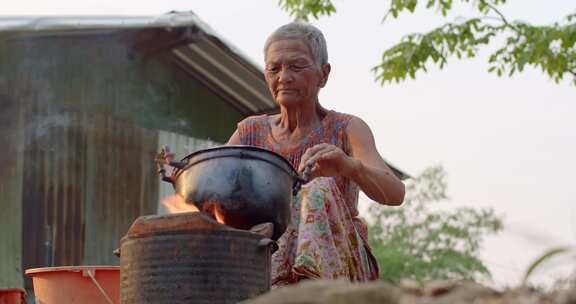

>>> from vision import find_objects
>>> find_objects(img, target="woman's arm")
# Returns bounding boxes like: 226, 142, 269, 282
345, 117, 405, 205
298, 117, 405, 206
227, 129, 241, 145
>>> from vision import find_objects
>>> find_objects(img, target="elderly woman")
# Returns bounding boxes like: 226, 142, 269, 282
226, 22, 405, 286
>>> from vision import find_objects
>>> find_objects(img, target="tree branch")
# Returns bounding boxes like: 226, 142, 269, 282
484, 1, 519, 33
381, 8, 393, 23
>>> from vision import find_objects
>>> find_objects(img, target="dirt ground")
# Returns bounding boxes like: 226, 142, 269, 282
243, 279, 576, 304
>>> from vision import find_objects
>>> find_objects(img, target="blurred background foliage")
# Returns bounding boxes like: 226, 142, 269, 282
367, 165, 503, 284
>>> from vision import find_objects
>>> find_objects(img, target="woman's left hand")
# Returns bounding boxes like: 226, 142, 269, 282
298, 143, 356, 181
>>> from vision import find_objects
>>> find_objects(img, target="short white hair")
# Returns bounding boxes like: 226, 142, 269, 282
264, 22, 328, 66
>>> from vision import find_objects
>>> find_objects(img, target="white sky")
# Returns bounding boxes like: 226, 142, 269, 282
4, 0, 576, 288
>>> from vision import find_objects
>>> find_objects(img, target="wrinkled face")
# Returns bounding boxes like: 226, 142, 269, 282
264, 39, 330, 107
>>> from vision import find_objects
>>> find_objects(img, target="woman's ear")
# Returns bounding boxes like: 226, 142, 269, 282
319, 63, 331, 88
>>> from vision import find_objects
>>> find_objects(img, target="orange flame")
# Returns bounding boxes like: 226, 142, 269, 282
162, 195, 226, 224
204, 201, 226, 225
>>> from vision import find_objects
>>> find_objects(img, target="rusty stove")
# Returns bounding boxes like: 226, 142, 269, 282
119, 212, 277, 304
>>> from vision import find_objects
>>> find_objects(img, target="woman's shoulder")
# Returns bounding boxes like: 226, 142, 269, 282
324, 111, 375, 148
325, 110, 358, 129
237, 114, 269, 128
236, 114, 271, 144
332, 112, 376, 138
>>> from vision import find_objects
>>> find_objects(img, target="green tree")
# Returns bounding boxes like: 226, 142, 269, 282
279, 0, 576, 86
367, 166, 503, 284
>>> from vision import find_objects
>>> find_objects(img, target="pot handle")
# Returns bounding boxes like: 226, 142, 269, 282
292, 165, 311, 196
155, 145, 187, 185
258, 238, 279, 254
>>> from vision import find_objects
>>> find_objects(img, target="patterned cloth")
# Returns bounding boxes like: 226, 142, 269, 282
237, 110, 379, 286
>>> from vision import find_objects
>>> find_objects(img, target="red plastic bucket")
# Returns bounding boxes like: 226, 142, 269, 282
0, 288, 26, 304
25, 266, 119, 304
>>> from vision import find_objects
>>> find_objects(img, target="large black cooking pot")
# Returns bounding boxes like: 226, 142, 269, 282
159, 145, 304, 240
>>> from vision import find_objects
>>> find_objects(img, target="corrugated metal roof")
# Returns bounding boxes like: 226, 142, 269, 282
0, 12, 278, 116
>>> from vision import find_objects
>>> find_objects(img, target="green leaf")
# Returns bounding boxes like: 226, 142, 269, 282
278, 0, 336, 20
522, 247, 572, 286
407, 0, 418, 12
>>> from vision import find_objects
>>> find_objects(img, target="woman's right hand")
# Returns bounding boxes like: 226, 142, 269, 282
298, 143, 357, 181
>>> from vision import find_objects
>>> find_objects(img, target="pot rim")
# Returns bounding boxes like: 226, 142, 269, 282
173, 145, 299, 179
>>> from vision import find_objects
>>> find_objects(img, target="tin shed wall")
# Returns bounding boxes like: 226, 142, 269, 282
0, 28, 244, 288
0, 95, 25, 288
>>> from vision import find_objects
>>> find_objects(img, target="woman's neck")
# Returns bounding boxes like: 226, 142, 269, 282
277, 101, 327, 132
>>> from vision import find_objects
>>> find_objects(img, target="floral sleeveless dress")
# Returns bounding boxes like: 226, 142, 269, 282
237, 110, 379, 286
